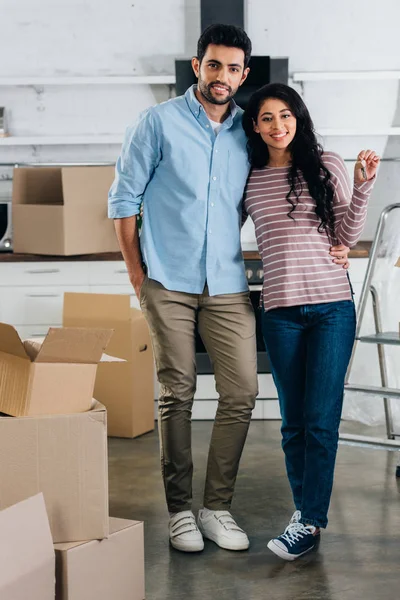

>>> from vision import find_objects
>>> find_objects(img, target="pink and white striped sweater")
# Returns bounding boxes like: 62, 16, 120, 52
244, 151, 374, 312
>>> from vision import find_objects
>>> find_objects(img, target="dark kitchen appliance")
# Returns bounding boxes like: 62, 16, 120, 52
175, 56, 288, 110
0, 202, 12, 251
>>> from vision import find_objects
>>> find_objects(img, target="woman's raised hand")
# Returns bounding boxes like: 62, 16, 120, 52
354, 150, 380, 184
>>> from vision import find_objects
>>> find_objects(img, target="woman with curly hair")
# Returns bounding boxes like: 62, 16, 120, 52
242, 83, 379, 561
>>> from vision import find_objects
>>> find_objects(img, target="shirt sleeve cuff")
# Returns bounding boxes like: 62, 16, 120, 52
354, 175, 376, 196
108, 203, 140, 219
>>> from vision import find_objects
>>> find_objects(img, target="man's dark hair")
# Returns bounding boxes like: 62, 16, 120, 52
197, 24, 252, 69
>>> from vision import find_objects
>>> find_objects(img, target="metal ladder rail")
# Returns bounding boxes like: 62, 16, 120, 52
340, 203, 400, 451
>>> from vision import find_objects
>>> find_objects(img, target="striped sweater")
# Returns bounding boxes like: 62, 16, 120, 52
244, 151, 374, 312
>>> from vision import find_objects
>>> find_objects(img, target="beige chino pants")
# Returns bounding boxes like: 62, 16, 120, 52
140, 276, 258, 514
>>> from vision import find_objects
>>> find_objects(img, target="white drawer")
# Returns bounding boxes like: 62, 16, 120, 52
193, 373, 278, 400
15, 325, 55, 339
0, 285, 90, 325
89, 285, 140, 310
0, 262, 89, 286
352, 282, 363, 302
347, 258, 368, 284
88, 262, 130, 286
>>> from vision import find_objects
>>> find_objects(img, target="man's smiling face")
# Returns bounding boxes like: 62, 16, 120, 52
192, 44, 249, 106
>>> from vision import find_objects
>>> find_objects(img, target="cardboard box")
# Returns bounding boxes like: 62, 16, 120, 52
0, 323, 116, 417
12, 166, 119, 255
54, 518, 144, 600
63, 293, 154, 438
0, 402, 109, 543
0, 494, 55, 600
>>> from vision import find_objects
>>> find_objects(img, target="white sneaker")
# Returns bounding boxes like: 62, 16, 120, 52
197, 509, 249, 551
169, 511, 204, 552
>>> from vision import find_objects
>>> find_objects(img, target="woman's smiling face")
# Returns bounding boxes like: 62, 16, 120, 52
253, 97, 297, 152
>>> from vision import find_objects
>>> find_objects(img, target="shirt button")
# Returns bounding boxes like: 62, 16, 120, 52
206, 124, 210, 128
211, 202, 214, 207
209, 229, 212, 234
212, 176, 217, 181
215, 149, 219, 153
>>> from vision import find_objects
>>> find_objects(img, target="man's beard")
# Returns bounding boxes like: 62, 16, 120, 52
197, 78, 236, 105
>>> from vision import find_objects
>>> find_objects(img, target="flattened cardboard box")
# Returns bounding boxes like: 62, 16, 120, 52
0, 494, 55, 600
55, 518, 144, 600
0, 323, 115, 417
63, 293, 154, 438
12, 165, 119, 255
0, 402, 109, 543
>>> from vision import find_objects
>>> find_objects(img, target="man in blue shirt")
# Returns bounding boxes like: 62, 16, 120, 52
109, 24, 350, 553
109, 24, 255, 553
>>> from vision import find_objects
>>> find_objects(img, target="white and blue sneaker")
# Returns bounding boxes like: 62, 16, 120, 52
267, 521, 318, 561
288, 510, 321, 540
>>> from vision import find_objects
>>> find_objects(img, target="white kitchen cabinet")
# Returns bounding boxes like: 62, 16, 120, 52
348, 258, 369, 302
0, 285, 90, 325
0, 262, 89, 286
0, 257, 374, 421
87, 261, 130, 286
0, 262, 138, 325
15, 324, 56, 339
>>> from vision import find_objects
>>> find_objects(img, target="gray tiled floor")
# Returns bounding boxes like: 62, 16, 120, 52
108, 420, 400, 600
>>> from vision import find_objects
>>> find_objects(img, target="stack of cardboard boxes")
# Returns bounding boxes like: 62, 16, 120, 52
10, 164, 156, 441
0, 324, 145, 600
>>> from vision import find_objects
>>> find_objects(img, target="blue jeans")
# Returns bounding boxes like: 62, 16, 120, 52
262, 300, 356, 528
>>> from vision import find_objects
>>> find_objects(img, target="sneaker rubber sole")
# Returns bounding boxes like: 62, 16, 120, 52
170, 537, 204, 552
198, 523, 249, 551
267, 538, 315, 561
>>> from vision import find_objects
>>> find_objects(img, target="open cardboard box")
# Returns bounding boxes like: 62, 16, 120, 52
0, 494, 55, 600
12, 166, 119, 255
0, 323, 122, 417
63, 293, 154, 438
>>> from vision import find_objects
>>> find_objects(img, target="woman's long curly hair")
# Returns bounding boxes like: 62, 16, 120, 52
242, 83, 335, 238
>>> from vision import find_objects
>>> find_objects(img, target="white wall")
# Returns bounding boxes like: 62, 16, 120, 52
0, 0, 199, 163
3, 0, 188, 76
247, 0, 400, 240
248, 0, 400, 71
1, 0, 400, 239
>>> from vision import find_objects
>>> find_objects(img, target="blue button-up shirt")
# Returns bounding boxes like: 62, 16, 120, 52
108, 85, 250, 295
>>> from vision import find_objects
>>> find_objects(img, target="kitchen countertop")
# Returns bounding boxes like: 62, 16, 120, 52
243, 241, 372, 261
0, 242, 372, 263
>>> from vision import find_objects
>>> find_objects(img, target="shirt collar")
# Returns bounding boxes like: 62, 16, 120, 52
185, 84, 238, 124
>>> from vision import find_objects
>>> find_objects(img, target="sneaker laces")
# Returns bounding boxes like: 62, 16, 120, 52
289, 510, 301, 525
170, 513, 199, 539
213, 511, 245, 533
280, 522, 315, 547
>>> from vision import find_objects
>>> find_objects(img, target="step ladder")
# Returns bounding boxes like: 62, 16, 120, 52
340, 204, 400, 461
